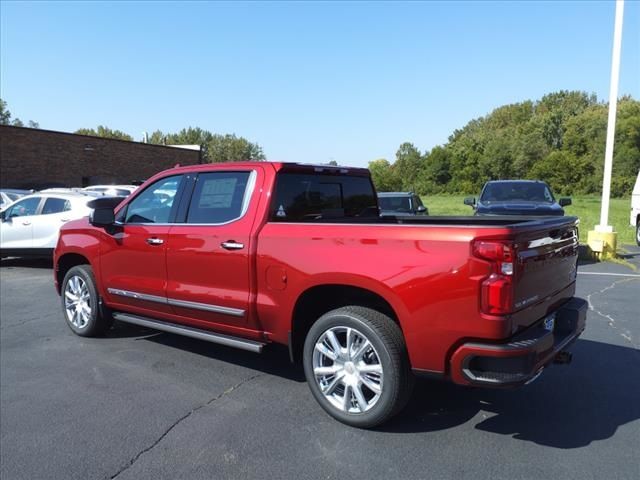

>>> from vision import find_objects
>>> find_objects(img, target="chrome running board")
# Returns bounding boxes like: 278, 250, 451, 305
112, 312, 264, 353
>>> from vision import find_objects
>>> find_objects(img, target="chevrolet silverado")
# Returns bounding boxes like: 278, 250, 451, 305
54, 162, 587, 427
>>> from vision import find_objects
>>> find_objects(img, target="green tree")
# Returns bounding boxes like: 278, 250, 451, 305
207, 133, 265, 163
394, 142, 424, 192
529, 151, 594, 195
418, 146, 451, 193
0, 98, 38, 128
0, 99, 10, 124
368, 158, 402, 192
75, 125, 133, 141
150, 127, 265, 163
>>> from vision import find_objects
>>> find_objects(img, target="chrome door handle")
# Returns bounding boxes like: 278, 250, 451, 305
221, 241, 244, 250
21, 221, 31, 226
146, 237, 164, 245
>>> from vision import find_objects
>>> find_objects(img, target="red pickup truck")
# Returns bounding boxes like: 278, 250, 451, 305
54, 162, 587, 427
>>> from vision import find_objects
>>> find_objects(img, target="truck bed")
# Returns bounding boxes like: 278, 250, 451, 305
285, 214, 579, 228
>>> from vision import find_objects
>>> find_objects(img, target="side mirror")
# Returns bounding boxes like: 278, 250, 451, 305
90, 207, 115, 227
464, 197, 476, 207
87, 196, 124, 228
0, 210, 5, 222
559, 197, 572, 207
416, 205, 427, 213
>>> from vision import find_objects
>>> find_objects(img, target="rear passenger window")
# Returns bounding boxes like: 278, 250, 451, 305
42, 198, 71, 215
270, 173, 378, 222
186, 171, 252, 224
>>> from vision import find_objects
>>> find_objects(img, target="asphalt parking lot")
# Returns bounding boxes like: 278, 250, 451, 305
1, 249, 639, 480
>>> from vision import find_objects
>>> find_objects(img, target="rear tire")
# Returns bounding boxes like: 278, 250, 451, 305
303, 306, 413, 428
636, 219, 639, 246
61, 265, 113, 337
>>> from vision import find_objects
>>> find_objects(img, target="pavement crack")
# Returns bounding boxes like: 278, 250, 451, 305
109, 373, 264, 479
585, 277, 640, 350
0, 315, 42, 331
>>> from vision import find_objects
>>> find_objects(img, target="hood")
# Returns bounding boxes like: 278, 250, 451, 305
476, 201, 564, 216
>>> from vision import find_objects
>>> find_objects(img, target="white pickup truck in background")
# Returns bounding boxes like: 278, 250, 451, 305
631, 171, 640, 246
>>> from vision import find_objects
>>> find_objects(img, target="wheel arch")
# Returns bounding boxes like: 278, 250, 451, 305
56, 252, 93, 294
288, 282, 406, 364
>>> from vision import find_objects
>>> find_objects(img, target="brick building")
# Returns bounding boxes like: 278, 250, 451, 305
0, 125, 202, 189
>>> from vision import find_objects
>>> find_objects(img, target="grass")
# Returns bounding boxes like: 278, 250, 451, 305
422, 194, 636, 246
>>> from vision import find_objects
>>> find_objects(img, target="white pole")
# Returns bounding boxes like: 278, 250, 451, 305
597, 0, 625, 232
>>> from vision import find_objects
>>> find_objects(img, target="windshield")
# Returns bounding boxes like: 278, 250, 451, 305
480, 182, 554, 203
378, 196, 412, 212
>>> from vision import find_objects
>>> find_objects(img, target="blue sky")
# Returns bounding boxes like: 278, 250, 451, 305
1, 1, 639, 167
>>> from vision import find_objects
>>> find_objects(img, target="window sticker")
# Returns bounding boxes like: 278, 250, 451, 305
199, 178, 238, 209
276, 205, 287, 217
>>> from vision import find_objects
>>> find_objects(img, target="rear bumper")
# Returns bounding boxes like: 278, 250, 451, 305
450, 297, 587, 387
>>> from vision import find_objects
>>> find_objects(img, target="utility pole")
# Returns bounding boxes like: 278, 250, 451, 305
588, 0, 624, 257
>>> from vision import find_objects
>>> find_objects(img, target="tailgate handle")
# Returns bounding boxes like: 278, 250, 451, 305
221, 241, 244, 250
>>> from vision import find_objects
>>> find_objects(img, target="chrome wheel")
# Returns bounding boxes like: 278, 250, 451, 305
312, 326, 384, 414
64, 275, 91, 329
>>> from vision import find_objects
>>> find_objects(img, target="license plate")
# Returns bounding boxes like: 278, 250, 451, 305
543, 313, 556, 332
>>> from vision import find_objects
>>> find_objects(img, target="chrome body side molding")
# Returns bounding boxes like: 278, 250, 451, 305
107, 288, 167, 305
167, 298, 245, 317
107, 288, 245, 317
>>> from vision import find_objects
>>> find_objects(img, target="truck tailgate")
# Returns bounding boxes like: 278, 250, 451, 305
511, 218, 579, 329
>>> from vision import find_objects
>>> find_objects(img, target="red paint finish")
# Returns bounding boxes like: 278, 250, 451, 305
100, 224, 174, 315
55, 161, 585, 386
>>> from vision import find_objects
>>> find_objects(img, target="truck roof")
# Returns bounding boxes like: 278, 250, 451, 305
167, 161, 371, 177
378, 192, 414, 197
485, 179, 549, 185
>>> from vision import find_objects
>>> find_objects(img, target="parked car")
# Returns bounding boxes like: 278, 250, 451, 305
378, 192, 428, 216
82, 185, 137, 197
1, 191, 24, 210
2, 188, 33, 196
0, 192, 95, 258
54, 162, 586, 428
631, 171, 640, 246
40, 188, 83, 194
464, 180, 571, 216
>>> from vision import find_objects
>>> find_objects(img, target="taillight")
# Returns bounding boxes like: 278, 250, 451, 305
472, 240, 515, 315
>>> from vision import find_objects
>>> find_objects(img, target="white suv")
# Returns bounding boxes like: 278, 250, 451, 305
631, 171, 640, 246
0, 193, 93, 258
82, 185, 137, 197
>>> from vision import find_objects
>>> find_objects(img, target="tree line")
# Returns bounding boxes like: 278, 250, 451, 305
0, 99, 39, 128
370, 91, 640, 197
75, 126, 266, 164
1, 99, 265, 164
3, 92, 639, 195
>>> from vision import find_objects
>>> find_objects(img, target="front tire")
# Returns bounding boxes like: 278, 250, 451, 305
303, 306, 413, 428
61, 265, 112, 337
636, 219, 640, 246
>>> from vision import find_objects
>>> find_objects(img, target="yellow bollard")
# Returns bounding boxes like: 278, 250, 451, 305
587, 229, 618, 260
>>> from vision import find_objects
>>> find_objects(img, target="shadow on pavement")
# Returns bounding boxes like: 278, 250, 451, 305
141, 327, 305, 383
618, 244, 640, 264
380, 339, 640, 448
0, 257, 53, 269
105, 321, 640, 446
109, 322, 639, 448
